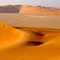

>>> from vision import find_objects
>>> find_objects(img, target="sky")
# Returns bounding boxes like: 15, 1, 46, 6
0, 0, 60, 8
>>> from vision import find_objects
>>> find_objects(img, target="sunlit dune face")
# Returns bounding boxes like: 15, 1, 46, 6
20, 5, 60, 16
0, 22, 22, 49
0, 22, 60, 60
0, 22, 44, 50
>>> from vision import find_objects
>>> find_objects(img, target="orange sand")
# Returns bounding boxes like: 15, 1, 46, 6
0, 22, 60, 60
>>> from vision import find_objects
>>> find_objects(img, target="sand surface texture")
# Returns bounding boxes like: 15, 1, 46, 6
0, 22, 60, 60
0, 13, 60, 60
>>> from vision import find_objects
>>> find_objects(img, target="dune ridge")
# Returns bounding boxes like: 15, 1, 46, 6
0, 22, 45, 50
0, 5, 60, 15
0, 22, 60, 60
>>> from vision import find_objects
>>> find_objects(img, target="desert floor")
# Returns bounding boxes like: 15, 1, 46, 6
0, 13, 60, 60
0, 13, 60, 29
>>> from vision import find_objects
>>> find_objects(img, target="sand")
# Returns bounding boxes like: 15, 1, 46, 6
0, 13, 60, 60
0, 5, 60, 15
0, 13, 60, 29
0, 22, 60, 60
20, 5, 60, 16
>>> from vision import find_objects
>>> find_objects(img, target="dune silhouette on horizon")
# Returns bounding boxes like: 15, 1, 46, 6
0, 5, 60, 15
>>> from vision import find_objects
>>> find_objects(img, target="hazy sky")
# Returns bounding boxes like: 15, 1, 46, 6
0, 0, 60, 8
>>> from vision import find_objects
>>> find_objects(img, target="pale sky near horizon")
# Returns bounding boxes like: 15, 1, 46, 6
0, 0, 60, 8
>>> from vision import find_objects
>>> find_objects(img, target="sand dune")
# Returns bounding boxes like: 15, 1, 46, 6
0, 5, 60, 15
20, 5, 60, 15
0, 22, 43, 50
0, 22, 60, 60
0, 5, 19, 13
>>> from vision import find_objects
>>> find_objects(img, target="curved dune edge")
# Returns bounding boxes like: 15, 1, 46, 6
0, 22, 60, 60
0, 22, 45, 50
0, 22, 42, 50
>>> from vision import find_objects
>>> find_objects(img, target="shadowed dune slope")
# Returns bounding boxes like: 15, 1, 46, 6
0, 5, 60, 15
0, 5, 20, 13
0, 22, 60, 60
13, 5, 22, 10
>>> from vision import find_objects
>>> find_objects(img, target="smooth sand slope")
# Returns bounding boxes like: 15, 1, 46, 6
0, 22, 60, 60
0, 5, 60, 15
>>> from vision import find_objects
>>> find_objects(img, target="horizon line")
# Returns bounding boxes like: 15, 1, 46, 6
0, 4, 60, 8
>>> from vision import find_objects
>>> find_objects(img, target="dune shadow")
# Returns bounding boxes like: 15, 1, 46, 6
27, 41, 43, 46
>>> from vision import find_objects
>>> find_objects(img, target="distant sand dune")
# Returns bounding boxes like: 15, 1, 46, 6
0, 5, 19, 13
0, 5, 60, 15
0, 22, 60, 60
20, 5, 60, 15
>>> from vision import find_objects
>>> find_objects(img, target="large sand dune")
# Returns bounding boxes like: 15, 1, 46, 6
0, 5, 60, 15
20, 5, 60, 15
0, 12, 60, 60
0, 22, 60, 60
